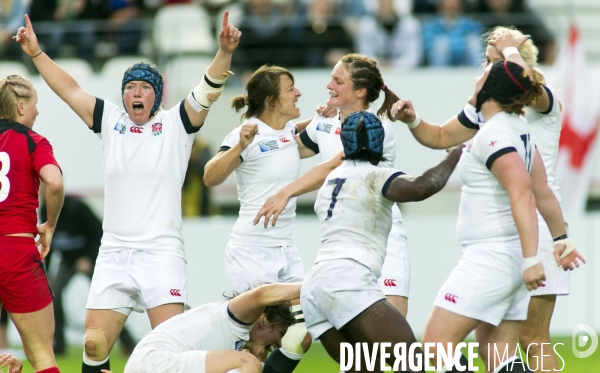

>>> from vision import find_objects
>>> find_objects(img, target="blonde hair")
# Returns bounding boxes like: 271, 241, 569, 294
483, 26, 539, 69
0, 75, 35, 122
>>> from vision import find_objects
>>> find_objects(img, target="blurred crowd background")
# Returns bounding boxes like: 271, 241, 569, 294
1, 0, 589, 73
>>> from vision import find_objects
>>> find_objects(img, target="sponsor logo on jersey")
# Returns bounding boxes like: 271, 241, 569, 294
279, 137, 290, 143
259, 140, 279, 152
489, 140, 497, 147
114, 123, 126, 134
234, 340, 244, 351
130, 126, 143, 134
170, 289, 181, 296
152, 122, 163, 136
444, 293, 458, 303
316, 122, 334, 134
383, 279, 396, 287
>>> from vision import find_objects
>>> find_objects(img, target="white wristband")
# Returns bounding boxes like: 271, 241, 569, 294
555, 238, 576, 259
405, 113, 421, 129
522, 256, 540, 272
502, 47, 520, 59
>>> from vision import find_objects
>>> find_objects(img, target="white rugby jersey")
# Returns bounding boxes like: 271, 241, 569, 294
300, 107, 406, 236
456, 111, 535, 245
524, 86, 562, 201
93, 99, 198, 258
314, 161, 404, 277
221, 118, 300, 246
133, 301, 251, 353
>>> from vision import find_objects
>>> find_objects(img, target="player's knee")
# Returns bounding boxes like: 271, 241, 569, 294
238, 353, 262, 373
83, 327, 108, 360
281, 306, 309, 358
520, 322, 549, 348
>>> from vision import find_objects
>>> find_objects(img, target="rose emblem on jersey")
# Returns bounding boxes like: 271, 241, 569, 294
152, 122, 163, 136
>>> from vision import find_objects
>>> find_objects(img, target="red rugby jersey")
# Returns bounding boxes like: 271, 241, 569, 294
0, 120, 60, 234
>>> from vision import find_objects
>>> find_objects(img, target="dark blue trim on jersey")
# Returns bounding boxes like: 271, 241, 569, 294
539, 86, 554, 115
457, 110, 479, 130
299, 130, 319, 154
485, 147, 517, 170
92, 98, 104, 133
180, 100, 201, 134
219, 145, 243, 162
0, 120, 36, 154
227, 306, 253, 326
382, 171, 406, 197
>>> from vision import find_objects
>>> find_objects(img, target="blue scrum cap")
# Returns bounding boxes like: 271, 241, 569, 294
121, 63, 163, 116
341, 111, 385, 158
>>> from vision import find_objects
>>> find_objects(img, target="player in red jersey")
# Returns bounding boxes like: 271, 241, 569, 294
0, 74, 64, 373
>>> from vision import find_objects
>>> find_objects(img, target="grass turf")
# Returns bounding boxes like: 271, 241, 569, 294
15, 335, 599, 372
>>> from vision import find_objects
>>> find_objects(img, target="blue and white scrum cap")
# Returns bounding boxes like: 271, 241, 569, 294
121, 63, 163, 116
341, 111, 385, 158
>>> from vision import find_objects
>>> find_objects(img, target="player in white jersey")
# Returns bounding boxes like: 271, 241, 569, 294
420, 60, 583, 373
391, 27, 584, 371
14, 12, 241, 373
120, 283, 299, 373
203, 65, 311, 373
300, 111, 463, 369
254, 54, 412, 319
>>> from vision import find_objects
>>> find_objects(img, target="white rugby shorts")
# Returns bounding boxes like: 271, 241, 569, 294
433, 243, 531, 326
124, 347, 206, 373
225, 243, 305, 296
301, 259, 386, 340
378, 224, 410, 298
532, 215, 570, 296
87, 249, 189, 315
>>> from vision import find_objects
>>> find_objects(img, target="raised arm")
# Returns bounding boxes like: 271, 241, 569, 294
384, 145, 463, 203
184, 11, 241, 127
228, 283, 301, 325
391, 99, 477, 149
37, 164, 64, 259
487, 31, 551, 112
530, 150, 585, 270
203, 123, 257, 187
14, 15, 96, 128
491, 152, 544, 291
254, 150, 344, 228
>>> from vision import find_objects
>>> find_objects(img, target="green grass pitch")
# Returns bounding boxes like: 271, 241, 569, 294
14, 336, 600, 372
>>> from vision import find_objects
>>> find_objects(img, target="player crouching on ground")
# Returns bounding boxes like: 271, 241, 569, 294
119, 283, 299, 373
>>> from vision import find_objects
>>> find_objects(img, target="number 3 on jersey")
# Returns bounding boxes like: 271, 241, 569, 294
0, 152, 10, 202
325, 178, 346, 221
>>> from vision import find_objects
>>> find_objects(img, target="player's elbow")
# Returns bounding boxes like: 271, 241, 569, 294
203, 167, 223, 187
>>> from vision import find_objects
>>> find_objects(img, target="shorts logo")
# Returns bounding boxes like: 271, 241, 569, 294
383, 279, 396, 287
152, 122, 163, 136
170, 289, 182, 297
234, 340, 244, 351
444, 293, 458, 303
335, 127, 341, 135
279, 137, 290, 143
259, 140, 279, 152
114, 123, 126, 134
130, 126, 143, 134
316, 122, 333, 133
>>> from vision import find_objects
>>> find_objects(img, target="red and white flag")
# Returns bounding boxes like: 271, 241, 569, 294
554, 23, 600, 214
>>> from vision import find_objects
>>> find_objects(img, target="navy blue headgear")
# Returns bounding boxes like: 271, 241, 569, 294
121, 63, 163, 116
341, 111, 385, 158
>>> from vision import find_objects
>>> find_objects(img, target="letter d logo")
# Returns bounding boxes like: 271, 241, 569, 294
572, 324, 598, 358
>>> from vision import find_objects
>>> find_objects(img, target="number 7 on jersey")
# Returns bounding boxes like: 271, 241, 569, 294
325, 178, 346, 221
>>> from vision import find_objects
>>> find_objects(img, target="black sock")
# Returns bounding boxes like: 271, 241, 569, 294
262, 349, 300, 373
81, 358, 110, 373
497, 358, 532, 372
458, 353, 477, 372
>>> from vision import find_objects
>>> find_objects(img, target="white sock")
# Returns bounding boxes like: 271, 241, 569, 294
82, 353, 108, 366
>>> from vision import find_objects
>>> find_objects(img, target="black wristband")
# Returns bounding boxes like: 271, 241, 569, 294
553, 234, 568, 242
31, 50, 43, 58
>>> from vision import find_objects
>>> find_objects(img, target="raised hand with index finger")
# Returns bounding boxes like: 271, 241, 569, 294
13, 14, 42, 58
218, 10, 242, 54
